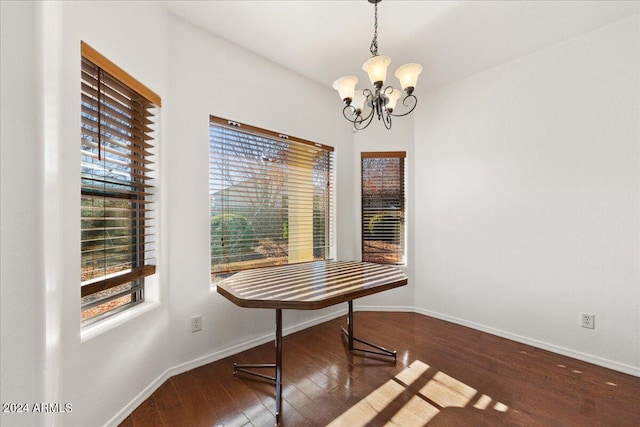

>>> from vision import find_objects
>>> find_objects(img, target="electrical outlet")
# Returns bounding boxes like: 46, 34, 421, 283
191, 315, 202, 333
581, 313, 595, 329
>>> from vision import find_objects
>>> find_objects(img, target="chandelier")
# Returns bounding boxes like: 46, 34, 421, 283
333, 0, 423, 131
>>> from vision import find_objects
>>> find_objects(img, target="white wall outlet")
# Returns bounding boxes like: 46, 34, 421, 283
581, 313, 595, 329
191, 315, 202, 333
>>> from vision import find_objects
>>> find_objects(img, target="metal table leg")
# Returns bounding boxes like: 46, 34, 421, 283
341, 300, 397, 361
233, 309, 283, 426
275, 308, 282, 426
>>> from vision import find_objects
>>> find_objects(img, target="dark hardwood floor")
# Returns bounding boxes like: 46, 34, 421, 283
120, 312, 640, 427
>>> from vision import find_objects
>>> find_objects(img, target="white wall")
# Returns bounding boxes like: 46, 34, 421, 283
1, 2, 46, 426
414, 15, 639, 374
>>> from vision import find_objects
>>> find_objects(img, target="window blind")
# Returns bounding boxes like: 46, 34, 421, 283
209, 116, 334, 281
80, 42, 160, 322
361, 152, 406, 265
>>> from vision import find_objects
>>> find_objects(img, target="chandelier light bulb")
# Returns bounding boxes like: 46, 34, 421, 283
352, 90, 367, 113
385, 88, 402, 112
362, 55, 391, 87
394, 63, 423, 94
332, 76, 359, 104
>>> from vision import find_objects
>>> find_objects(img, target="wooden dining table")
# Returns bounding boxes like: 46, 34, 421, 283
216, 260, 408, 426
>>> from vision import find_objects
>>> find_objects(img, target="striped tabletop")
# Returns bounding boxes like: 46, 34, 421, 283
216, 260, 408, 310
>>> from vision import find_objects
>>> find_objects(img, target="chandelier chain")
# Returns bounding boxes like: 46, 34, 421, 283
369, 1, 378, 56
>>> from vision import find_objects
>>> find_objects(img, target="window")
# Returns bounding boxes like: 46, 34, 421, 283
80, 42, 160, 324
361, 151, 406, 265
209, 116, 334, 282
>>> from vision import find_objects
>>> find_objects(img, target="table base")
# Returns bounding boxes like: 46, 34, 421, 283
232, 302, 396, 426
340, 300, 397, 361
233, 309, 283, 426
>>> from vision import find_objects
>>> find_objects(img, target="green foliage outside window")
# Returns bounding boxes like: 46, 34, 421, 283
210, 214, 257, 260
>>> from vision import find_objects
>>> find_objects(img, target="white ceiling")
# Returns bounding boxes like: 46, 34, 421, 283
162, 0, 639, 93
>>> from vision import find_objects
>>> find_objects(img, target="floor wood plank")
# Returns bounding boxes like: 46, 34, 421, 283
124, 312, 640, 426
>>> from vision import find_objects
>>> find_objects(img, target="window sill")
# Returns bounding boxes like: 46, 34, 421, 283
81, 300, 161, 342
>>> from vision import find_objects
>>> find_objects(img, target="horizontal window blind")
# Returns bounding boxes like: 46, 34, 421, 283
80, 42, 159, 322
361, 152, 406, 265
209, 116, 334, 281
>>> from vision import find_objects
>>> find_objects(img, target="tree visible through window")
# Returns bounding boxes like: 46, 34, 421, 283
209, 117, 334, 282
361, 152, 406, 265
80, 42, 160, 323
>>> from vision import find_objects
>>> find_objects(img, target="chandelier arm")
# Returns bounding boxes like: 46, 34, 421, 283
382, 109, 392, 130
354, 107, 375, 131
342, 103, 375, 128
361, 105, 376, 123
342, 105, 360, 124
389, 94, 418, 118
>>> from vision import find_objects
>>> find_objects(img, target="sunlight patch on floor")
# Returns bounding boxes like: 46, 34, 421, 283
395, 360, 430, 386
327, 360, 511, 426
326, 380, 405, 427
494, 401, 509, 412
473, 394, 492, 410
383, 395, 439, 426
420, 371, 476, 408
